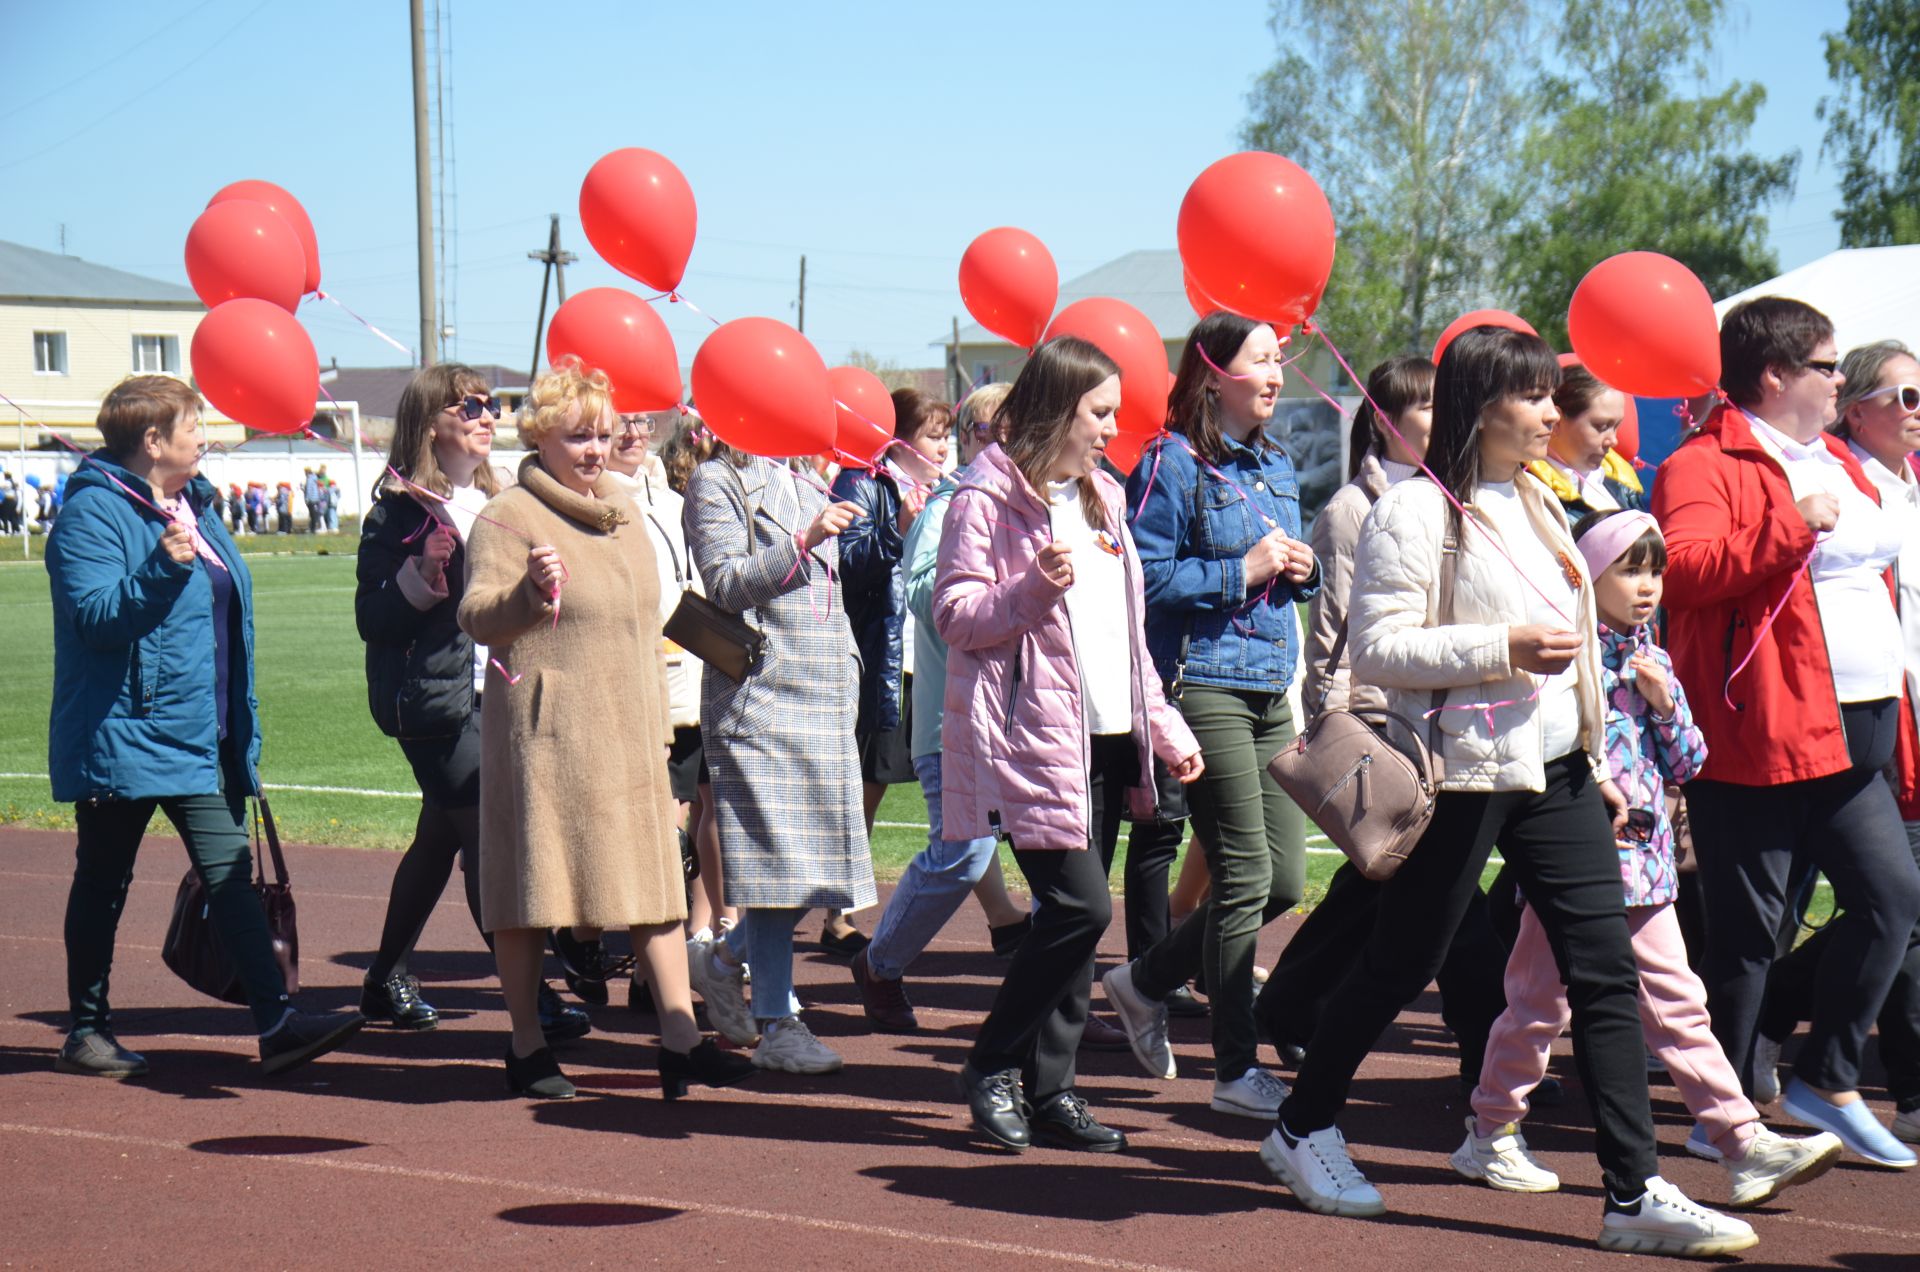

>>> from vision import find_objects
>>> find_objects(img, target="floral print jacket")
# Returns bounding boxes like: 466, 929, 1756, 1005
1601, 626, 1708, 908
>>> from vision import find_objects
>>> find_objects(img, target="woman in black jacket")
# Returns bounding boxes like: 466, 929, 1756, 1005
355, 364, 587, 1040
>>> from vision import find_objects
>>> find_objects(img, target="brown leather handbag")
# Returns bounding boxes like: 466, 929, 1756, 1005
1267, 536, 1457, 882
663, 591, 764, 684
162, 794, 300, 1004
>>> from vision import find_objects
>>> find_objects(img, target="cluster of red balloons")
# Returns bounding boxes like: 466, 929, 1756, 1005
185, 180, 322, 435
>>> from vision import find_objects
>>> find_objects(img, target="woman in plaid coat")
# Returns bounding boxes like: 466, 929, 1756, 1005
682, 447, 877, 1075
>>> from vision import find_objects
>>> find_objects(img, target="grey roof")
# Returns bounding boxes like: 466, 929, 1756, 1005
949, 249, 1191, 346
0, 238, 201, 306
318, 362, 529, 419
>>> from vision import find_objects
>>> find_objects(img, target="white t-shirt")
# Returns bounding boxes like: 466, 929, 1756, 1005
1544, 453, 1619, 511
1748, 414, 1905, 702
1852, 442, 1920, 708
1380, 458, 1420, 485
1476, 477, 1581, 761
446, 483, 491, 692
1047, 479, 1132, 736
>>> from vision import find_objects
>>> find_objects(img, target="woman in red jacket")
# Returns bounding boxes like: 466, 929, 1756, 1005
1653, 297, 1920, 1169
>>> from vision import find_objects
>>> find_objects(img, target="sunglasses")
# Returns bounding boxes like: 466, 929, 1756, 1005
1802, 359, 1841, 378
446, 395, 502, 421
1864, 383, 1920, 412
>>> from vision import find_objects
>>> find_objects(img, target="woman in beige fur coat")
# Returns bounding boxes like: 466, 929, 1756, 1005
459, 361, 751, 1101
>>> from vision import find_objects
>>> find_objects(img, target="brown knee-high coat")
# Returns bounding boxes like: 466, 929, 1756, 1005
458, 456, 683, 932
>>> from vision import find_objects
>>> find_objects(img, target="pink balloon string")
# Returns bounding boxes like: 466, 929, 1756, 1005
1192, 330, 1292, 382
0, 389, 229, 572
311, 290, 415, 360
1423, 680, 1546, 734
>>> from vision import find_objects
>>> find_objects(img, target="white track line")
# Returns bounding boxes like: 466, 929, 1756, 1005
0, 1121, 1193, 1270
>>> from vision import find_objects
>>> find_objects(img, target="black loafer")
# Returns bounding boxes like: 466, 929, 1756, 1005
959, 1063, 1030, 1152
259, 1010, 365, 1077
819, 925, 870, 959
550, 929, 633, 1007
628, 978, 657, 1015
505, 1044, 575, 1099
1273, 1041, 1307, 1069
989, 916, 1032, 958
537, 982, 591, 1041
360, 973, 440, 1031
1031, 1091, 1126, 1153
1164, 984, 1210, 1018
55, 1029, 148, 1078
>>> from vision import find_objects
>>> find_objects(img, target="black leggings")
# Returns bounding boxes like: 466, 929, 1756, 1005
1688, 697, 1920, 1093
1277, 753, 1657, 1200
368, 710, 486, 982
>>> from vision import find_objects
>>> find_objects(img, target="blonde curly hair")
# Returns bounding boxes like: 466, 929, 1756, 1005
518, 358, 617, 446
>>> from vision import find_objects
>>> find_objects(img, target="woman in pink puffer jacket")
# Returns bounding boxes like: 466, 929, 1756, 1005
934, 336, 1201, 1154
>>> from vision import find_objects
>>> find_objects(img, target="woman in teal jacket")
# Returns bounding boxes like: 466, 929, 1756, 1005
47, 376, 361, 1080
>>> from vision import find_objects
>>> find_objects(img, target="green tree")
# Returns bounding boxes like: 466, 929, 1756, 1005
1821, 0, 1920, 246
1500, 0, 1796, 347
1242, 0, 1538, 376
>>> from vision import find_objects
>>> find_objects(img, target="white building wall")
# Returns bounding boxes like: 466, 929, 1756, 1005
0, 300, 207, 427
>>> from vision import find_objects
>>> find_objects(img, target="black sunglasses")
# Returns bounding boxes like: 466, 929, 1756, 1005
447, 394, 502, 421
1802, 359, 1840, 377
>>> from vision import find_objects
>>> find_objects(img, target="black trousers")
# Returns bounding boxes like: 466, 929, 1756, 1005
66, 752, 291, 1033
1258, 859, 1509, 1081
1277, 754, 1658, 1199
970, 734, 1133, 1105
1688, 698, 1920, 1094
368, 709, 487, 982
1123, 817, 1183, 962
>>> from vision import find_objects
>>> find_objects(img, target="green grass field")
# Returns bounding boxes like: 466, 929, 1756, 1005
0, 551, 1833, 923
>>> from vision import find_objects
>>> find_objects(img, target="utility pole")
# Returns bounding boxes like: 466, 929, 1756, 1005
527, 214, 577, 390
950, 316, 963, 402
796, 255, 807, 334
409, 0, 438, 367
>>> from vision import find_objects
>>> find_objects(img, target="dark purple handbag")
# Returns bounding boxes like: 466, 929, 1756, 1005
161, 795, 299, 1004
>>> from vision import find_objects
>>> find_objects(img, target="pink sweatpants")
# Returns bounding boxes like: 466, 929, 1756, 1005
1471, 902, 1760, 1160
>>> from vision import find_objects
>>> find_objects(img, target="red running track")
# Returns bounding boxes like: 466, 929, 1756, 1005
0, 825, 1913, 1269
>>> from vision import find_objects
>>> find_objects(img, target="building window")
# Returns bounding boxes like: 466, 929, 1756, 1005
33, 331, 68, 374
131, 333, 181, 375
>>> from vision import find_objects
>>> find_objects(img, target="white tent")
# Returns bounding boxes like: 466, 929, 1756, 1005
1714, 245, 1920, 353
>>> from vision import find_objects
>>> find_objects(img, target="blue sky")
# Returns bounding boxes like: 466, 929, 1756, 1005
0, 1, 1845, 376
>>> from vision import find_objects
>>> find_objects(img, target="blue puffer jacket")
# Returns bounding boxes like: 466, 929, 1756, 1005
831, 463, 904, 734
46, 454, 260, 802
1125, 430, 1320, 693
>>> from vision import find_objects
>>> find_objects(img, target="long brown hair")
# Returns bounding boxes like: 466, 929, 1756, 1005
388, 363, 502, 499
1348, 355, 1435, 480
1167, 311, 1278, 465
1000, 336, 1119, 528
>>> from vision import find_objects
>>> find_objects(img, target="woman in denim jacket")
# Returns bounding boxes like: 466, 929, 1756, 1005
1103, 311, 1321, 1121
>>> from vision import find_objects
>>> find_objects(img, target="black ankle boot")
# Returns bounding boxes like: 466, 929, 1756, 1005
360, 973, 440, 1031
537, 982, 591, 1041
657, 1038, 756, 1100
504, 1044, 575, 1099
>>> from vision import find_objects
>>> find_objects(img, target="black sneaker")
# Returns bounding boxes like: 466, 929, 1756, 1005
1164, 984, 1210, 1018
55, 1029, 148, 1078
1031, 1091, 1127, 1153
959, 1063, 1030, 1152
259, 1010, 365, 1077
360, 973, 440, 1031
537, 982, 591, 1041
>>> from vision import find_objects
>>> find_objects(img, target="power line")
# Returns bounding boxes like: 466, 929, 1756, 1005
0, 0, 222, 123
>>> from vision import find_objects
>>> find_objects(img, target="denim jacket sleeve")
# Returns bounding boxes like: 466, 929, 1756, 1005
1124, 442, 1246, 612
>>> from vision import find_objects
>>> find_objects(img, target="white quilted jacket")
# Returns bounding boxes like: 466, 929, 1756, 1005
1348, 473, 1610, 793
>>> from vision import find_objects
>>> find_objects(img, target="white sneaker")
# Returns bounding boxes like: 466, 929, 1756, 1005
1895, 1107, 1920, 1145
1597, 1175, 1757, 1257
1101, 961, 1175, 1080
1449, 1117, 1560, 1193
1211, 1068, 1291, 1119
1258, 1123, 1386, 1217
1724, 1127, 1843, 1208
751, 1015, 843, 1074
685, 935, 757, 1046
1751, 1034, 1782, 1104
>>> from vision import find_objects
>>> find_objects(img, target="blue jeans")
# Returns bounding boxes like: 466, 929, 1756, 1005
866, 753, 1003, 981
723, 907, 805, 1023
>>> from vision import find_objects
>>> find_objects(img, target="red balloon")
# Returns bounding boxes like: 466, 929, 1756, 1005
690, 318, 835, 459
1043, 297, 1169, 437
545, 287, 682, 412
207, 180, 320, 294
184, 200, 305, 313
1568, 251, 1720, 397
1106, 429, 1152, 477
1557, 352, 1641, 463
1178, 152, 1336, 327
580, 148, 698, 294
190, 298, 318, 434
1434, 309, 1537, 365
826, 366, 897, 467
958, 227, 1058, 349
